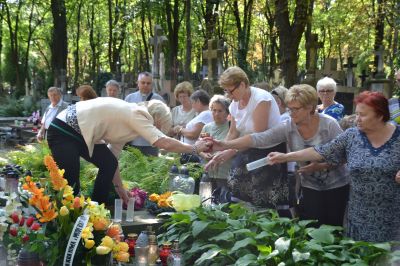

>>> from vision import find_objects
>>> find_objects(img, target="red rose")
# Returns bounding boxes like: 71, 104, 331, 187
26, 217, 34, 227
19, 217, 25, 227
30, 222, 40, 231
11, 212, 19, 224
22, 235, 29, 243
9, 227, 18, 237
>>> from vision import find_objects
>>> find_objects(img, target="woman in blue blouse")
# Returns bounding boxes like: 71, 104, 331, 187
268, 91, 400, 242
316, 77, 345, 121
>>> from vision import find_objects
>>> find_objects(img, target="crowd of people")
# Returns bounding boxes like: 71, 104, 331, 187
37, 67, 400, 244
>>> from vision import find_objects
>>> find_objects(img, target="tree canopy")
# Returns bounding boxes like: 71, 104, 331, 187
1, 0, 399, 96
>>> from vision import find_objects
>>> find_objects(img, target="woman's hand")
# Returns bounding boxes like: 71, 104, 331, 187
199, 152, 214, 161
210, 139, 226, 152
267, 152, 287, 164
395, 170, 400, 184
114, 186, 130, 206
195, 139, 213, 153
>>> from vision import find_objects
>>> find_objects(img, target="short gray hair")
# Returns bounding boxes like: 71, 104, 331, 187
316, 77, 337, 92
209, 94, 230, 114
105, 80, 120, 89
139, 100, 172, 134
47, 87, 62, 95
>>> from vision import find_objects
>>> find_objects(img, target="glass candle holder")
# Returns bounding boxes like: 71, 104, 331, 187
114, 199, 122, 222
126, 197, 135, 222
135, 245, 149, 266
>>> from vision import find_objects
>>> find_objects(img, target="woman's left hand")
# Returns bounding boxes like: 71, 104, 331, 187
195, 139, 213, 153
395, 170, 400, 184
115, 186, 130, 206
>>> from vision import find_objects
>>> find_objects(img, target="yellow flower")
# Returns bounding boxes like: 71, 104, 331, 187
96, 246, 111, 255
93, 217, 109, 231
81, 226, 94, 240
100, 236, 114, 249
84, 239, 95, 249
59, 206, 69, 216
114, 251, 130, 262
117, 242, 129, 253
149, 193, 160, 202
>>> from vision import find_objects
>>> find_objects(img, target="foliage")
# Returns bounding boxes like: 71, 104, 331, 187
159, 203, 400, 265
118, 147, 202, 195
2, 156, 130, 265
6, 143, 51, 178
0, 96, 25, 117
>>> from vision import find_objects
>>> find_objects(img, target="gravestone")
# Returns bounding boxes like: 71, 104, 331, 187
358, 70, 369, 88
374, 45, 385, 79
343, 57, 357, 87
316, 58, 345, 85
202, 39, 224, 82
303, 34, 323, 84
149, 25, 168, 81
335, 86, 361, 115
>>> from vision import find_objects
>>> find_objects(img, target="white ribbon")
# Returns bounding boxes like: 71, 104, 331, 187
63, 214, 89, 266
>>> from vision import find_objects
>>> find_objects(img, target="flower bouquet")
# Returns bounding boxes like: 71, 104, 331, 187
146, 192, 175, 215
27, 110, 41, 126
1, 155, 130, 265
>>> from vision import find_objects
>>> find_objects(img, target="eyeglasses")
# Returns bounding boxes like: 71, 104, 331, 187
318, 90, 334, 94
223, 82, 241, 95
287, 106, 303, 114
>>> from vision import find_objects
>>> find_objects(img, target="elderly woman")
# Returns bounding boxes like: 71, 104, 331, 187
169, 81, 197, 137
175, 89, 213, 145
268, 91, 400, 242
271, 85, 290, 122
46, 97, 211, 205
206, 66, 286, 210
199, 95, 231, 188
76, 85, 98, 101
210, 84, 350, 226
316, 77, 345, 121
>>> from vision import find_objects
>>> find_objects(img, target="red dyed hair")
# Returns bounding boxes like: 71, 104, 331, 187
354, 91, 390, 122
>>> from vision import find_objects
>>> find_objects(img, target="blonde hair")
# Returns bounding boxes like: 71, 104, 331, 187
174, 81, 193, 99
286, 84, 318, 113
140, 100, 172, 134
218, 66, 249, 88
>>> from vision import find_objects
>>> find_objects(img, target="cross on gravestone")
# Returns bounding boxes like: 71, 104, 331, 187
374, 45, 385, 78
202, 39, 224, 82
149, 25, 168, 79
343, 57, 357, 87
306, 33, 323, 73
358, 70, 369, 88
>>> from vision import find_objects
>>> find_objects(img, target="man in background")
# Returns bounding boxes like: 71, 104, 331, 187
124, 72, 164, 156
37, 87, 69, 141
105, 79, 120, 98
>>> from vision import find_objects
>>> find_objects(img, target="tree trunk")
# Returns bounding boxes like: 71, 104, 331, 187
4, 1, 23, 93
184, 0, 192, 80
50, 0, 68, 91
231, 0, 254, 72
373, 0, 385, 75
165, 0, 182, 88
88, 3, 97, 82
0, 4, 4, 91
107, 0, 114, 72
275, 0, 310, 87
73, 0, 82, 89
140, 5, 150, 71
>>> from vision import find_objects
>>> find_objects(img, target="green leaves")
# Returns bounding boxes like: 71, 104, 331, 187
159, 203, 396, 265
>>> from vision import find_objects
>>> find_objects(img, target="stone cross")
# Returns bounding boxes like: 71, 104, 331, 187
202, 39, 223, 81
343, 57, 357, 87
149, 25, 168, 79
374, 45, 385, 78
306, 34, 323, 74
